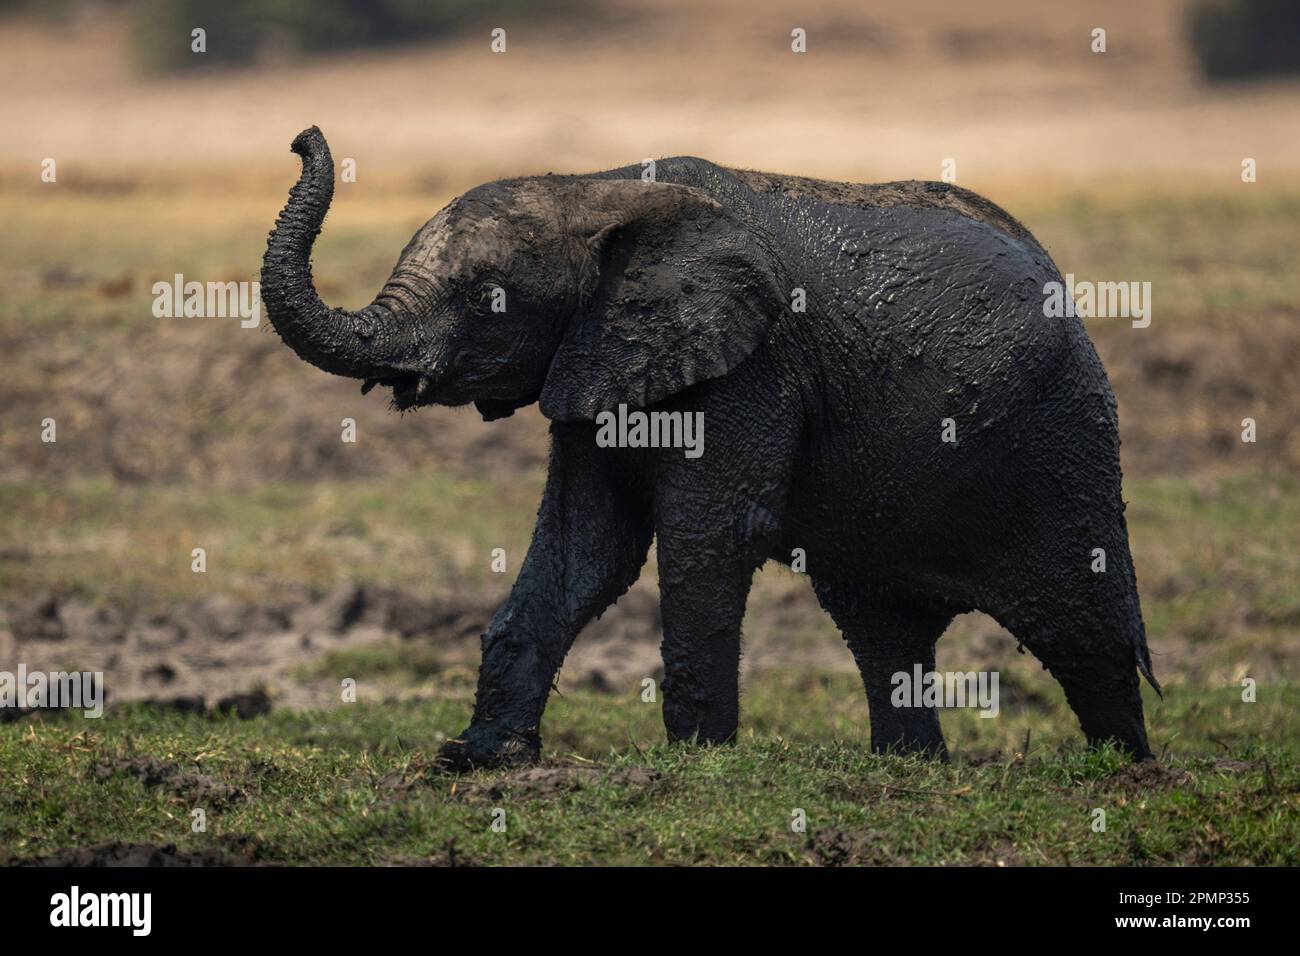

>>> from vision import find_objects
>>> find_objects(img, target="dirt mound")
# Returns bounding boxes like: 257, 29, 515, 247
1206, 758, 1258, 774
89, 755, 245, 809
376, 757, 665, 805
455, 764, 665, 803
1103, 761, 1192, 791
455, 765, 602, 802
807, 827, 902, 866
211, 689, 274, 719
960, 837, 1029, 867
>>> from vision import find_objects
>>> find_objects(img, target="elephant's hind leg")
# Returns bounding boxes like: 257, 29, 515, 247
813, 581, 954, 758
1037, 646, 1151, 759
1007, 613, 1153, 759
656, 553, 752, 745
993, 549, 1155, 760
650, 366, 804, 748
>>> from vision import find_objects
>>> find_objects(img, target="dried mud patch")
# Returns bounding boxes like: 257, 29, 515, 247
88, 755, 246, 809
1, 584, 669, 712
0, 586, 501, 712
373, 760, 668, 806
453, 764, 666, 804
807, 827, 904, 866
1101, 761, 1192, 791
959, 837, 1032, 867
1205, 757, 1259, 774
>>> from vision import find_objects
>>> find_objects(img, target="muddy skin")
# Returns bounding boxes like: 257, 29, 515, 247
262, 127, 1159, 769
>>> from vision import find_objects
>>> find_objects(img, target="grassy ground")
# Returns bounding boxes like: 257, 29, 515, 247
3, 676, 1295, 866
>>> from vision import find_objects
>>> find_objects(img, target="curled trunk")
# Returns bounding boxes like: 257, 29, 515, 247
260, 126, 422, 379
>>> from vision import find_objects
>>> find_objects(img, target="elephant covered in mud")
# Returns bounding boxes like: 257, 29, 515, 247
262, 126, 1159, 769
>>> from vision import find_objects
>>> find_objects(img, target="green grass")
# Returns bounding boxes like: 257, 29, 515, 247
2, 675, 1295, 866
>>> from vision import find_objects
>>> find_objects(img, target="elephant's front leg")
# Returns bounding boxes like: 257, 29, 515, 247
438, 428, 652, 771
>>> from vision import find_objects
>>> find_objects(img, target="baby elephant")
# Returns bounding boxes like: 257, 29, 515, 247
263, 127, 1158, 769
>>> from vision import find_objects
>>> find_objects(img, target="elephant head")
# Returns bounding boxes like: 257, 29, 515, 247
261, 127, 786, 422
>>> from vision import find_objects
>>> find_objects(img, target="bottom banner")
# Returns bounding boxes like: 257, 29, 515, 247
1, 865, 1271, 940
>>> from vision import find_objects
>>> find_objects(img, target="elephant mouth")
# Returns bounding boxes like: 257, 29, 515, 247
363, 369, 477, 412
362, 372, 433, 411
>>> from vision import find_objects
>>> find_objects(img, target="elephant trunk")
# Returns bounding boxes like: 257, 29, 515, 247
261, 126, 423, 380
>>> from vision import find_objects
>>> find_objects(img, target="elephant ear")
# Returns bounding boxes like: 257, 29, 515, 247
538, 182, 785, 422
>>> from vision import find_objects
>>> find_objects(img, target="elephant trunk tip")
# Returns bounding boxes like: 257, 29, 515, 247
291, 125, 327, 160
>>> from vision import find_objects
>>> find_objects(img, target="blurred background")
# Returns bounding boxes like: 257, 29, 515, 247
1, 0, 1297, 725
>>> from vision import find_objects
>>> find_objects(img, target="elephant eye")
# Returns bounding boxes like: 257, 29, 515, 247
473, 281, 507, 314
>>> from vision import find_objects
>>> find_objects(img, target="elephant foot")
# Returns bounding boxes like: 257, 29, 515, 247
663, 716, 738, 747
869, 704, 950, 761
665, 731, 738, 748
1082, 722, 1155, 762
871, 736, 951, 762
436, 724, 540, 773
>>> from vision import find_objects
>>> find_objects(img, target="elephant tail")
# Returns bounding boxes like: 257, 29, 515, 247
1135, 624, 1161, 698
1125, 563, 1161, 698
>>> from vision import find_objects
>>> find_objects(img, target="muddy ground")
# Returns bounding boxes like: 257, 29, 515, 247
2, 571, 1268, 720
0, 580, 866, 712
